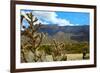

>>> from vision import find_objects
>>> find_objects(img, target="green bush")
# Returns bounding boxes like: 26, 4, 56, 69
38, 45, 52, 55
64, 42, 89, 54
38, 42, 89, 55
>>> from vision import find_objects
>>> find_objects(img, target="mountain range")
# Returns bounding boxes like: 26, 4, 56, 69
38, 25, 89, 42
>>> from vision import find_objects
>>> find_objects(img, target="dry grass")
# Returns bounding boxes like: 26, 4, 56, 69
67, 54, 82, 60
46, 53, 89, 61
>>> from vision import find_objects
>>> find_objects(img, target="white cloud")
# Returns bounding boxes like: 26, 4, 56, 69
32, 11, 57, 22
54, 18, 74, 26
38, 20, 49, 25
21, 10, 75, 26
32, 11, 74, 26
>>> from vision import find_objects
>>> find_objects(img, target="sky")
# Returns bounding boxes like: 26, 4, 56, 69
21, 9, 90, 27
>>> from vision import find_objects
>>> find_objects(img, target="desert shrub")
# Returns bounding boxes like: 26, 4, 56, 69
64, 42, 89, 54
38, 45, 52, 55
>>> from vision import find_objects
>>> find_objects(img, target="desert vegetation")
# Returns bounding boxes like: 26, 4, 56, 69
21, 12, 89, 63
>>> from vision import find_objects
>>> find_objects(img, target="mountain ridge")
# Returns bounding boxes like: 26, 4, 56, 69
38, 25, 89, 42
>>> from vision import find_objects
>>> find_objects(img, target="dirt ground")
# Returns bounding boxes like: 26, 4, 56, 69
46, 53, 89, 61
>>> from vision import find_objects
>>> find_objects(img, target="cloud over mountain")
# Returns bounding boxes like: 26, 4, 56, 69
32, 11, 74, 26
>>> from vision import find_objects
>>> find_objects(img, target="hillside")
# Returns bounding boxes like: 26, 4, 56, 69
38, 25, 89, 43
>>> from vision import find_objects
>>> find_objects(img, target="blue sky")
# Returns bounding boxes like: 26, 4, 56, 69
21, 10, 90, 27
57, 12, 89, 25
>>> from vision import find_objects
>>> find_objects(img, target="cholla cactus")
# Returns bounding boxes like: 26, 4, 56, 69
52, 39, 67, 61
21, 12, 43, 62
